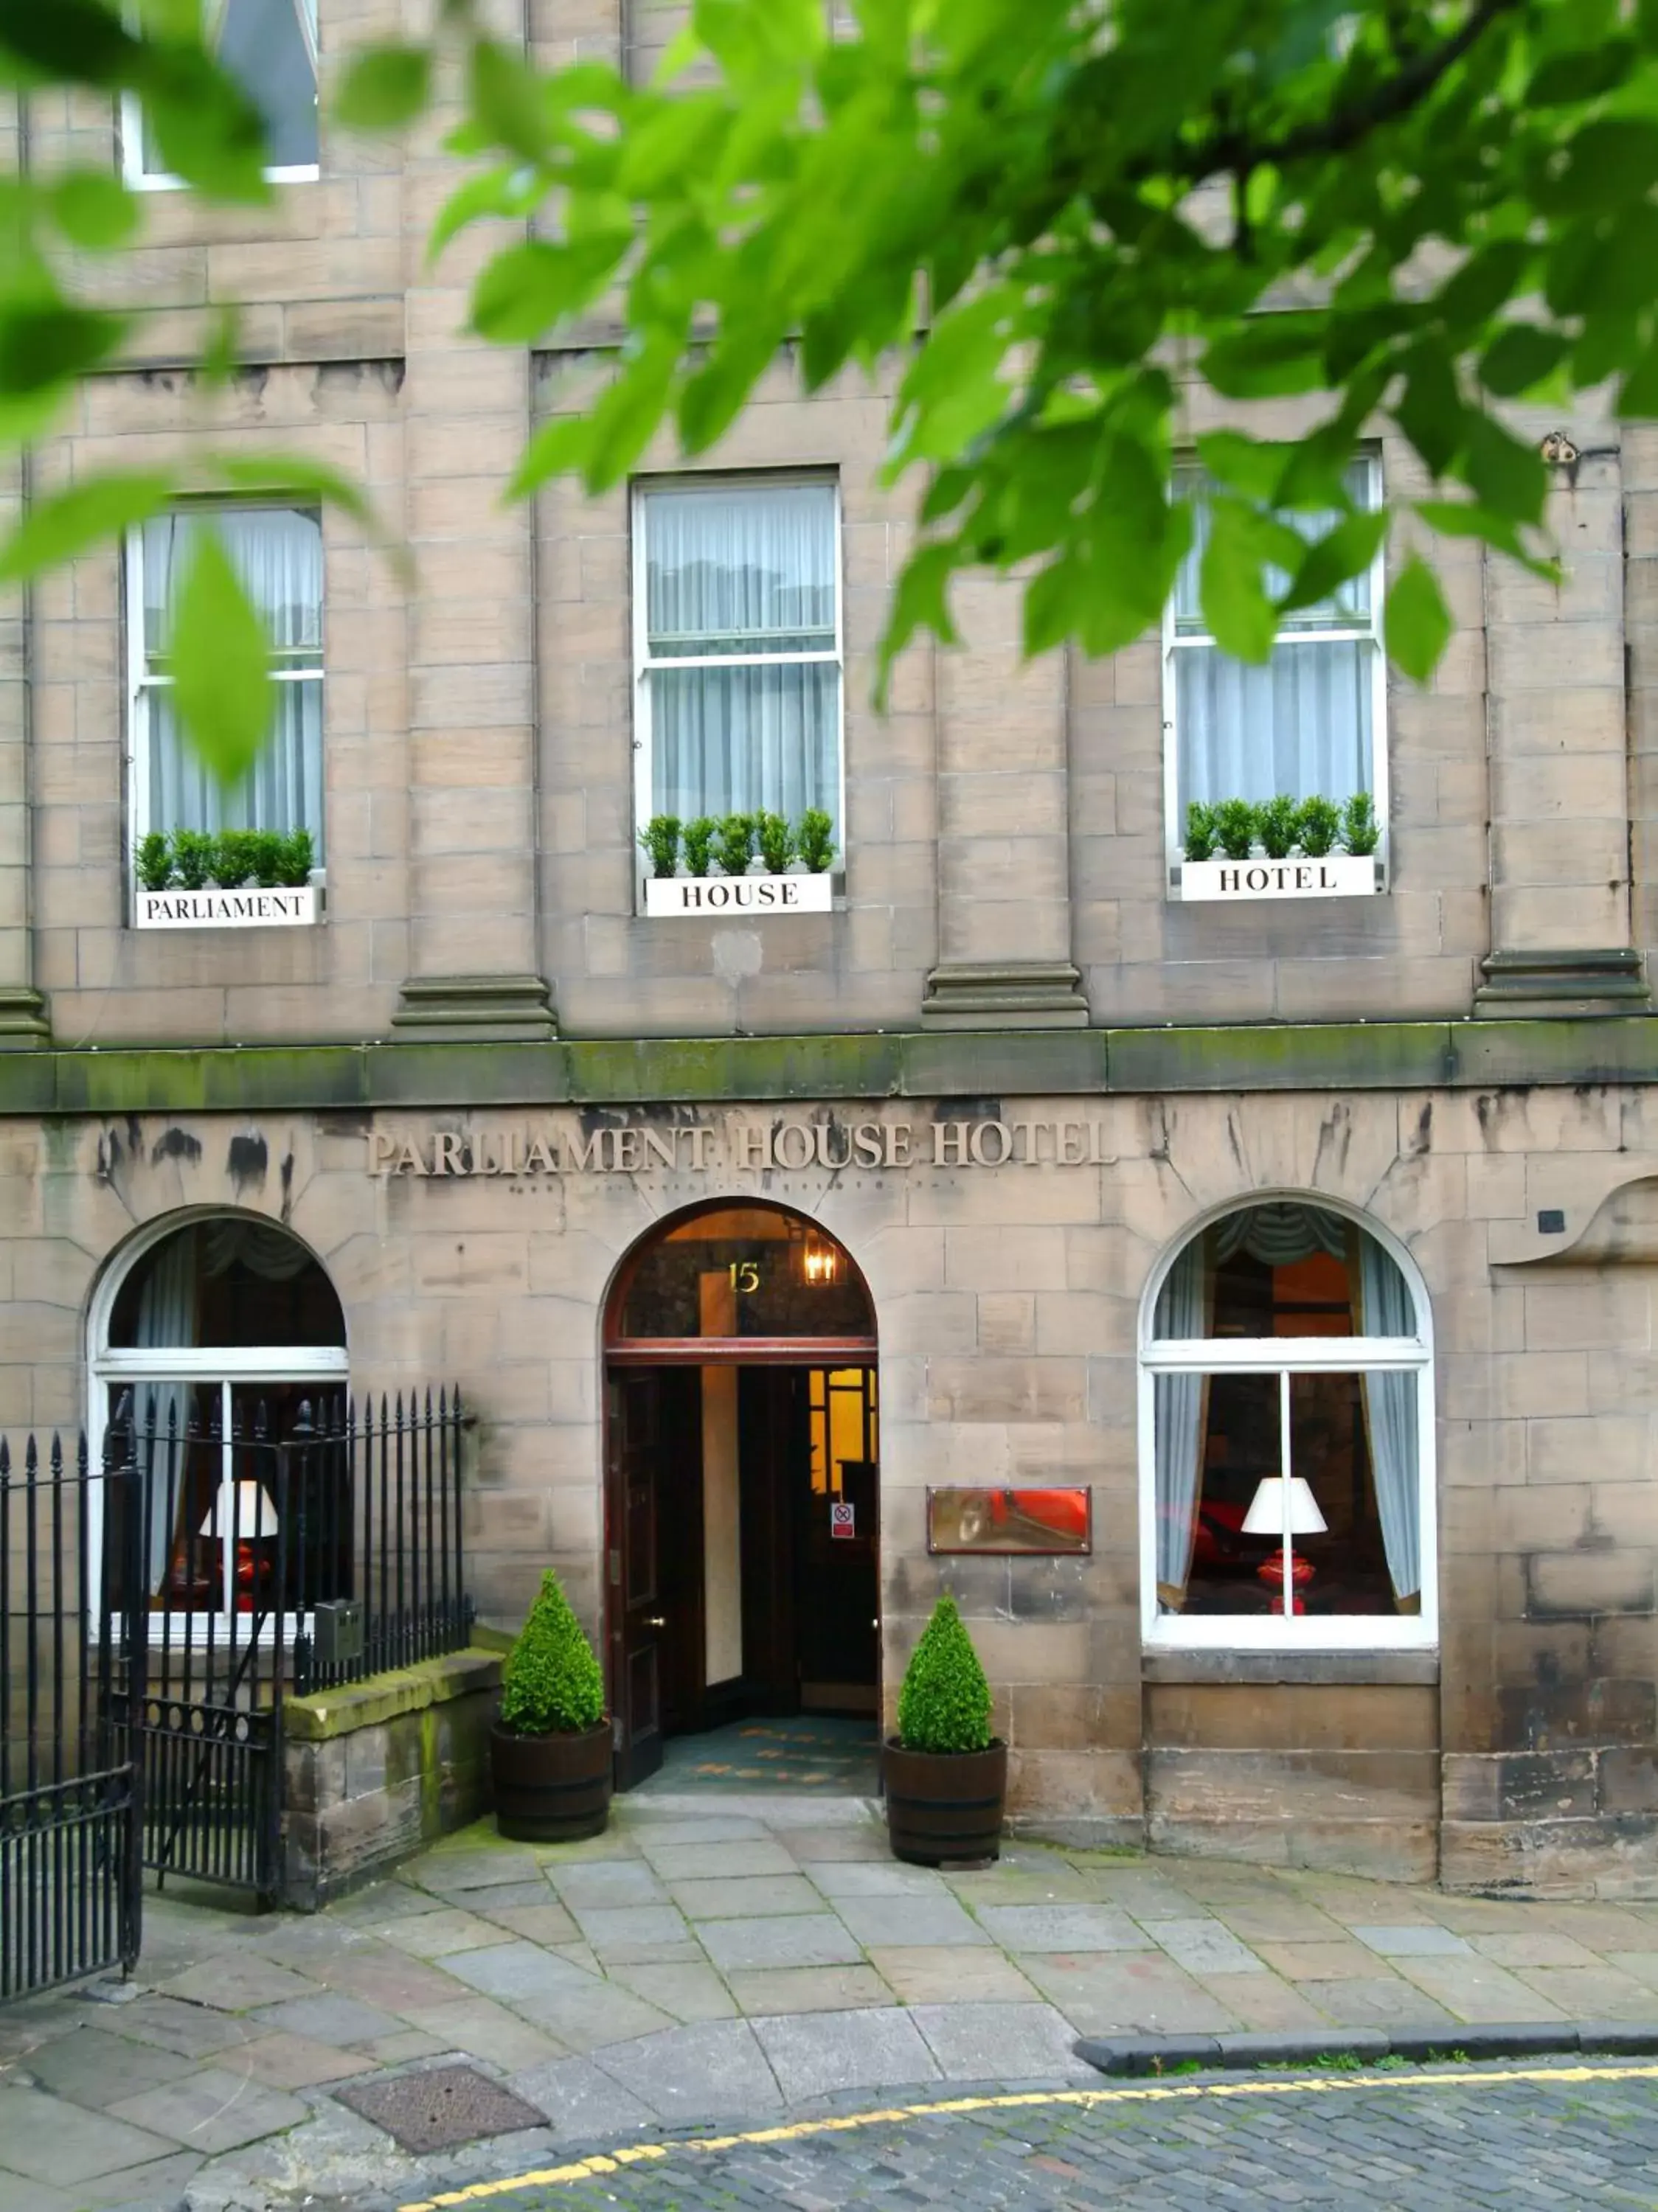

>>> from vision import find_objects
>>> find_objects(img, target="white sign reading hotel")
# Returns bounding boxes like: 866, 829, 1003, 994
1179, 855, 1381, 902
135, 886, 319, 929
644, 872, 833, 917
370, 1116, 1116, 1178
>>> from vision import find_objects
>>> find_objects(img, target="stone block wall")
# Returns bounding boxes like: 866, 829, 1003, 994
7, 1059, 1658, 1890
9, 2, 1654, 1049
281, 1646, 502, 1910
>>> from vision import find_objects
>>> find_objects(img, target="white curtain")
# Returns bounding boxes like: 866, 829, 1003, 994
1359, 1239, 1421, 1601
645, 484, 839, 833
1152, 1242, 1207, 1606
216, 0, 319, 167
132, 1233, 200, 1597
1173, 462, 1375, 816
1175, 642, 1373, 815
142, 507, 325, 854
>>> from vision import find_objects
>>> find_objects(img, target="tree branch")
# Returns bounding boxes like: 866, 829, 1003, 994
1193, 0, 1519, 181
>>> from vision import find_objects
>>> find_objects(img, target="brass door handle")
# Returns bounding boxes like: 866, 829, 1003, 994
645, 1615, 667, 1628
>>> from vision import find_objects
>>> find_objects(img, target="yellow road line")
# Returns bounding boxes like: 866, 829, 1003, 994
398, 2060, 1658, 2211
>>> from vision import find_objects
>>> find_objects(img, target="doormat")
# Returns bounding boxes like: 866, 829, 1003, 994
336, 2065, 547, 2154
648, 1716, 881, 1792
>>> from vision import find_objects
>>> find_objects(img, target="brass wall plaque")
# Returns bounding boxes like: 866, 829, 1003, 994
927, 1486, 1091, 1556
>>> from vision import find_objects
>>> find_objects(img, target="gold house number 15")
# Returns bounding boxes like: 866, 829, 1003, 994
728, 1261, 760, 1293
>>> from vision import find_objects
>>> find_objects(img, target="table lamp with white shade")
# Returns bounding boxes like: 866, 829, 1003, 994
1240, 1475, 1326, 1614
199, 1481, 280, 1609
199, 1481, 280, 1542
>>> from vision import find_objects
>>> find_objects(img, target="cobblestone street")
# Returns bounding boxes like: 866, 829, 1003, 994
433, 2067, 1658, 2212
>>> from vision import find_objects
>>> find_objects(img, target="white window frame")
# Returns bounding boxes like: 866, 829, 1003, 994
630, 470, 847, 910
1161, 451, 1390, 892
125, 503, 326, 880
88, 1212, 347, 1641
119, 0, 320, 190
1137, 1194, 1437, 1653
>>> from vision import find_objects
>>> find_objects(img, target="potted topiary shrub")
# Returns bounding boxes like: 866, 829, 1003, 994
490, 1569, 612, 1843
884, 1594, 1006, 1865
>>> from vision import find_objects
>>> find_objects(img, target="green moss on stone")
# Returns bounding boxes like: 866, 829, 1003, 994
284, 1648, 502, 1742
1, 1018, 1656, 1121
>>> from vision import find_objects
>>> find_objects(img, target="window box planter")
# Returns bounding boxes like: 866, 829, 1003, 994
643, 872, 833, 917
135, 883, 321, 930
1173, 853, 1384, 902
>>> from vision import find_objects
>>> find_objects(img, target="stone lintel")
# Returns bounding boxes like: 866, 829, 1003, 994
392, 973, 558, 1043
0, 986, 50, 1051
1474, 947, 1651, 1020
921, 961, 1090, 1030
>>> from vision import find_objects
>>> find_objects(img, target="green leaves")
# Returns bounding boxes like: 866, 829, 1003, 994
17, 0, 1658, 731
334, 44, 432, 131
0, 471, 175, 585
1385, 555, 1452, 686
1201, 501, 1279, 663
332, 44, 427, 131
897, 1595, 991, 1757
471, 236, 634, 343
170, 530, 273, 788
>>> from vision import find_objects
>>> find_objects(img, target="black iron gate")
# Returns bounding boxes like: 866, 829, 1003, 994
0, 1430, 144, 2001
3, 1388, 469, 2000
120, 1387, 469, 1902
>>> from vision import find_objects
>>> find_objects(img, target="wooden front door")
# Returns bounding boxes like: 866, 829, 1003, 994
606, 1367, 703, 1787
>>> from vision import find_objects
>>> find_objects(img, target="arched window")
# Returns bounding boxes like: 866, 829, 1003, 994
1139, 1199, 1434, 1649
92, 1214, 347, 1619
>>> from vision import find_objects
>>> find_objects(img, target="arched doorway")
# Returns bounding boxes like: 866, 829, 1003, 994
603, 1202, 878, 1788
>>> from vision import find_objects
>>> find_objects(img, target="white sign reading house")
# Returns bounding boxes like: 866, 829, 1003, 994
644, 873, 833, 917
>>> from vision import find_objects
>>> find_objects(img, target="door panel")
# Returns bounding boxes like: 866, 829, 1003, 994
607, 1366, 704, 1787
607, 1371, 666, 1790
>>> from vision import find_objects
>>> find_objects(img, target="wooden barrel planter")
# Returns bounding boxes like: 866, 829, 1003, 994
490, 1719, 613, 1843
884, 1739, 1007, 1865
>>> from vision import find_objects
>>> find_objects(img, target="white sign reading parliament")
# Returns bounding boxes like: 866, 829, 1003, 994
136, 886, 319, 930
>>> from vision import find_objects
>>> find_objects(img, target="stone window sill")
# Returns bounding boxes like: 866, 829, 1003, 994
1141, 1649, 1438, 1686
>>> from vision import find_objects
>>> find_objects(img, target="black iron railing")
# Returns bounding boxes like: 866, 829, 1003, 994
286, 1391, 474, 1696
1, 1429, 144, 2001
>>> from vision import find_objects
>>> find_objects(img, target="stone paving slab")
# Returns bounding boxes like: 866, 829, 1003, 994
590, 2017, 783, 2122
21, 2023, 200, 2108
13, 1796, 1658, 2210
106, 2065, 312, 2154
0, 2085, 183, 2183
752, 2005, 939, 2099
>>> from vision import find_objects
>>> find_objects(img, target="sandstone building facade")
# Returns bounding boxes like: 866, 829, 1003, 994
9, 1, 1658, 1897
